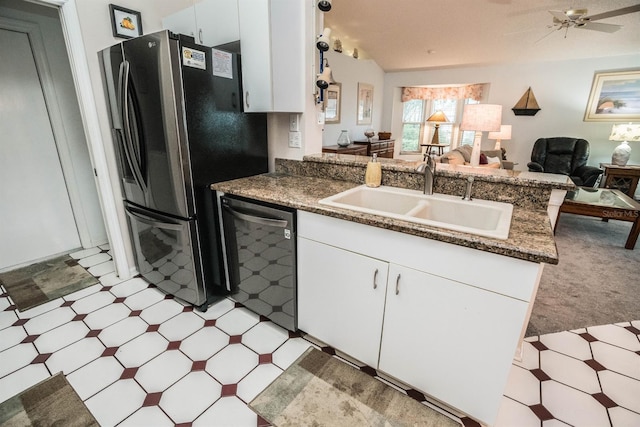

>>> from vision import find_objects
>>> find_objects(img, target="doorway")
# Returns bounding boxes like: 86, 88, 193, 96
0, 1, 107, 271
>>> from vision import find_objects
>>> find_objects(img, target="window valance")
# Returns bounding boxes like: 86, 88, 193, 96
401, 84, 484, 102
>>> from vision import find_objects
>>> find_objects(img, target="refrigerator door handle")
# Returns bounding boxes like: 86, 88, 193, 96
125, 205, 184, 231
222, 204, 288, 228
118, 60, 147, 195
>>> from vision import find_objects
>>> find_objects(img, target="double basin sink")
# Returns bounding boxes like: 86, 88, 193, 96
318, 185, 513, 240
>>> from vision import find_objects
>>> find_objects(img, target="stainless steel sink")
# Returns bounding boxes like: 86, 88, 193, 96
318, 185, 513, 239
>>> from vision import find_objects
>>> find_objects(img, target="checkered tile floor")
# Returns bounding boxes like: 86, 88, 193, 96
1, 247, 639, 426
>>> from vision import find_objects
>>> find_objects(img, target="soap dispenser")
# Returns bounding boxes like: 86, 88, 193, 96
365, 153, 382, 187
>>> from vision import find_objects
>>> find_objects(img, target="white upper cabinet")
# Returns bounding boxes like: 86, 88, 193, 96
238, 0, 305, 112
162, 0, 240, 48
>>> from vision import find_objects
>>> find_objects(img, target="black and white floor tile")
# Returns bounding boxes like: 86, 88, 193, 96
0, 247, 638, 426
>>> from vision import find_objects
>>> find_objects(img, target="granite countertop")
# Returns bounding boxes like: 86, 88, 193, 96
211, 173, 559, 265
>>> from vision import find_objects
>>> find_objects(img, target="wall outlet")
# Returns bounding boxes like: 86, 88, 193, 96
288, 131, 301, 148
289, 114, 300, 132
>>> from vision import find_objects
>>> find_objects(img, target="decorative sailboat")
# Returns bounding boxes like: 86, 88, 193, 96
512, 87, 541, 116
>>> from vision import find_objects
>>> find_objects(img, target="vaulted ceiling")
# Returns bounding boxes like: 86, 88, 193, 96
323, 0, 640, 71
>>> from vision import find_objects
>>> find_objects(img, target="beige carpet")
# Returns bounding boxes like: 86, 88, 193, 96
250, 347, 459, 426
0, 372, 98, 426
526, 213, 640, 336
0, 255, 97, 312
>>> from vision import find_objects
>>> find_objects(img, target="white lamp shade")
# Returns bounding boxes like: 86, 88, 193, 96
609, 123, 640, 142
488, 125, 512, 141
316, 66, 332, 89
460, 104, 502, 132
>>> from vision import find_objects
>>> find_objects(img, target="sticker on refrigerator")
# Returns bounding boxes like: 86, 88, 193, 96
211, 48, 233, 79
182, 47, 206, 70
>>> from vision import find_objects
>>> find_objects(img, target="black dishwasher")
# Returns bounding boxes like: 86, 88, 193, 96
220, 195, 297, 331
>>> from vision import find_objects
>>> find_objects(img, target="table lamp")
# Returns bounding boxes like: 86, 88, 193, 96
460, 104, 502, 166
609, 123, 640, 166
488, 125, 512, 150
426, 111, 450, 145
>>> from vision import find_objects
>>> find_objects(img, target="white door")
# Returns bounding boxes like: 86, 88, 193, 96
0, 28, 80, 269
297, 237, 388, 367
378, 264, 528, 426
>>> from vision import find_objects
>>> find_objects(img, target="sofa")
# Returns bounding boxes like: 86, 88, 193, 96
437, 145, 514, 170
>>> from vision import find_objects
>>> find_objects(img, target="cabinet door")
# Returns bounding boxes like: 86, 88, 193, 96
297, 238, 388, 367
237, 0, 272, 112
162, 6, 197, 38
238, 0, 304, 112
379, 264, 528, 426
194, 0, 240, 47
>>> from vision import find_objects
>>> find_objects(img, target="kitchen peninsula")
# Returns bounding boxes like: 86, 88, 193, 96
211, 154, 573, 426
213, 154, 574, 264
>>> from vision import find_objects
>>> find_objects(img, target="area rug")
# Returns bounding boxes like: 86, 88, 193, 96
0, 372, 98, 426
249, 347, 459, 426
526, 213, 640, 337
0, 255, 97, 312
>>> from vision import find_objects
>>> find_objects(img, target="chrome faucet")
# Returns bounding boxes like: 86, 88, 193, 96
416, 154, 435, 195
462, 176, 474, 201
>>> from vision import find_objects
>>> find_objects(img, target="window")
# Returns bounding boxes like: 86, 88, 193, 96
400, 98, 480, 154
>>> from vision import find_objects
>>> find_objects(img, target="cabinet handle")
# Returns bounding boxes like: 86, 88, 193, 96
395, 274, 401, 295
373, 269, 378, 289
198, 29, 203, 44
245, 91, 250, 109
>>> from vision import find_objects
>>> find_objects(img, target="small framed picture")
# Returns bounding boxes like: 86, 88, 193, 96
357, 82, 373, 125
109, 4, 143, 39
324, 83, 342, 124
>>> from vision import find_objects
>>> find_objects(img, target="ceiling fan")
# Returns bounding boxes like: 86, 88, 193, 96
546, 4, 640, 37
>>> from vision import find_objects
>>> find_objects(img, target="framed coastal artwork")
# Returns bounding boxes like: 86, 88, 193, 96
109, 4, 143, 39
584, 70, 640, 122
325, 83, 342, 124
357, 83, 373, 125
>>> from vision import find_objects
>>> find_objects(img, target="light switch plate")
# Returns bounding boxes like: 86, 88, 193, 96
288, 131, 301, 148
289, 114, 300, 132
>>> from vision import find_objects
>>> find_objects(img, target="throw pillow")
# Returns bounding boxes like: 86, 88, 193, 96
479, 153, 488, 164
486, 156, 501, 165
441, 150, 465, 165
457, 145, 473, 162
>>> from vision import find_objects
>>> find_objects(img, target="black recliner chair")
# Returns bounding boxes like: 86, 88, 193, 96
527, 137, 602, 187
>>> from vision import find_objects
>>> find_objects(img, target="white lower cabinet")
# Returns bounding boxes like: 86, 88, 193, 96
297, 238, 388, 368
297, 211, 541, 426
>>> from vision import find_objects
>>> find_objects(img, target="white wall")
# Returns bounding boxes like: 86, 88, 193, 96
382, 54, 640, 171
322, 50, 385, 146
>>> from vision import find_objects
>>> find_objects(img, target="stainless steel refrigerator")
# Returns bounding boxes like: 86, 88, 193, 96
100, 30, 268, 310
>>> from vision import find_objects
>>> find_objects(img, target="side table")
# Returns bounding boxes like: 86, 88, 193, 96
322, 144, 368, 156
353, 139, 395, 158
599, 163, 640, 199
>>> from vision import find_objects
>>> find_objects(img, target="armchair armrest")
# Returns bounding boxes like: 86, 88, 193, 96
573, 165, 603, 187
527, 162, 544, 172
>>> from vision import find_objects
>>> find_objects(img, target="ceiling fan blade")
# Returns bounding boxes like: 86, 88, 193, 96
548, 10, 569, 21
576, 21, 623, 33
585, 4, 640, 21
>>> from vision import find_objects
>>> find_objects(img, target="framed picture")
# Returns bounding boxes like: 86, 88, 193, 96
584, 70, 640, 122
357, 82, 373, 125
109, 4, 143, 39
324, 83, 342, 124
